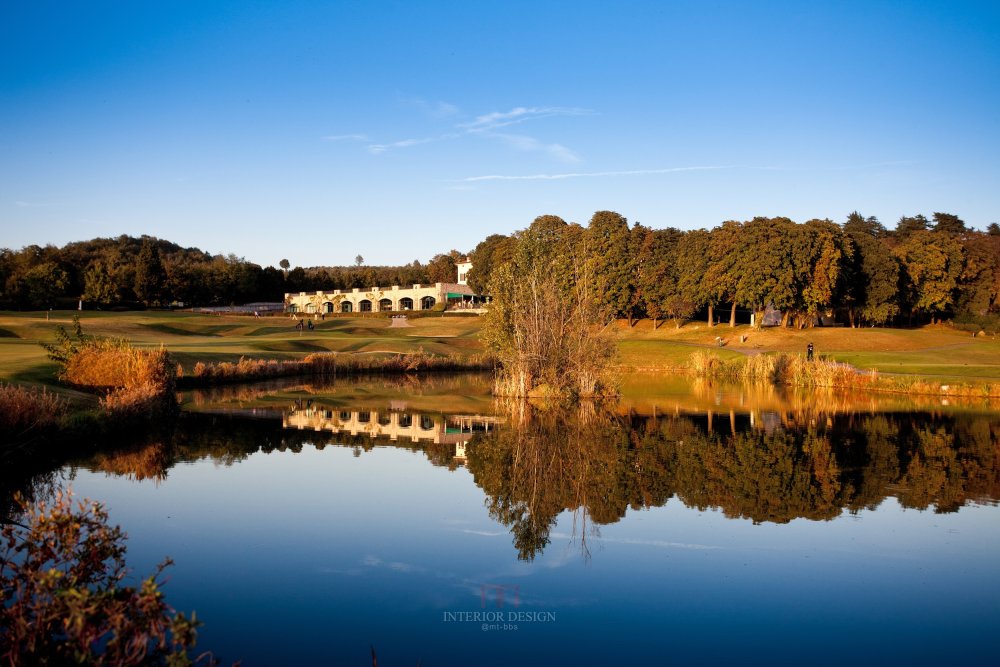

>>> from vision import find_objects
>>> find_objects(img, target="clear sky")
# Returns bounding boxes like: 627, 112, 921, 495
2, 0, 999, 267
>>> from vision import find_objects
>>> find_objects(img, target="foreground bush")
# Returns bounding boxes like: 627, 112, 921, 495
43, 318, 176, 419
0, 491, 215, 666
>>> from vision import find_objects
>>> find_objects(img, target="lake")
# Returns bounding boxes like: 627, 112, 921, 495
7, 374, 1000, 665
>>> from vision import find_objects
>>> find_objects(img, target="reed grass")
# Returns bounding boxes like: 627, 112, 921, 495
179, 351, 492, 387
688, 350, 1000, 397
0, 383, 67, 439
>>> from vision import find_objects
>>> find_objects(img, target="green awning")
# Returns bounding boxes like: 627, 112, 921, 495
446, 293, 470, 298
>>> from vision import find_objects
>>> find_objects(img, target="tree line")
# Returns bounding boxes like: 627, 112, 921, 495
4, 212, 999, 327
470, 211, 1000, 329
0, 235, 466, 309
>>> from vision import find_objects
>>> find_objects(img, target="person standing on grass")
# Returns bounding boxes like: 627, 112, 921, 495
807, 342, 814, 361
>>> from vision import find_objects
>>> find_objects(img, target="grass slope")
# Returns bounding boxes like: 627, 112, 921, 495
0, 311, 485, 390
3, 311, 999, 391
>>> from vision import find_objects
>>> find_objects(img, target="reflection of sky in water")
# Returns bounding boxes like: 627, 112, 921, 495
67, 445, 1000, 666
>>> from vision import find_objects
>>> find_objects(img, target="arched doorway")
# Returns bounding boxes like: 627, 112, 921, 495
359, 300, 372, 312
379, 298, 393, 311
341, 301, 352, 313
420, 296, 436, 310
323, 302, 334, 313
399, 297, 413, 310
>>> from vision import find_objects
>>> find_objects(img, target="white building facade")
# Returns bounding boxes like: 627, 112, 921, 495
284, 259, 478, 314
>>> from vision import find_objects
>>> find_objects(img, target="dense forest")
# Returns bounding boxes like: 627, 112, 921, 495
0, 235, 465, 309
469, 211, 1000, 329
2, 211, 999, 328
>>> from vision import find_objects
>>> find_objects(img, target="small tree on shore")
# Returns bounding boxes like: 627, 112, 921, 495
483, 215, 615, 398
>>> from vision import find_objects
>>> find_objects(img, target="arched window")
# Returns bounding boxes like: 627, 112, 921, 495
341, 301, 353, 313
359, 300, 372, 312
379, 298, 393, 311
420, 296, 436, 310
323, 302, 334, 313
399, 297, 413, 310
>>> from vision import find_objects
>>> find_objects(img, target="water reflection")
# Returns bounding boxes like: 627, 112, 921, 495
4, 376, 998, 562
8, 403, 980, 559
469, 404, 999, 558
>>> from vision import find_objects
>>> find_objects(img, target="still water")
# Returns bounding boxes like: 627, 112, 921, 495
20, 376, 1000, 665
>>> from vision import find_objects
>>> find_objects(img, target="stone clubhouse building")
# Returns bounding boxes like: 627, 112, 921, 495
284, 259, 479, 314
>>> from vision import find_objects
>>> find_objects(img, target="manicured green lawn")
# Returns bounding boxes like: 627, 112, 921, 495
4, 311, 999, 389
0, 310, 485, 389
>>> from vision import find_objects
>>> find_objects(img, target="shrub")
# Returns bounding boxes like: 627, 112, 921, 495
42, 320, 176, 419
0, 491, 216, 665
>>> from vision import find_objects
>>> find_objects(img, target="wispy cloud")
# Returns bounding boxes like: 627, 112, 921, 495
458, 528, 507, 537
367, 134, 458, 154
401, 95, 460, 119
462, 165, 731, 182
461, 106, 593, 132
365, 104, 592, 158
491, 133, 580, 163
323, 133, 368, 142
549, 532, 723, 550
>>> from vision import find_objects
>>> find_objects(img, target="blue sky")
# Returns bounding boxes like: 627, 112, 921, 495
2, 0, 999, 267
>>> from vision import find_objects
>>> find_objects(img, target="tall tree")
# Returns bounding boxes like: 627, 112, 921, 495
636, 227, 690, 328
733, 217, 797, 327
584, 211, 635, 323
467, 234, 513, 294
894, 230, 964, 323
133, 240, 168, 306
703, 221, 743, 326
794, 219, 851, 326
957, 232, 1000, 316
843, 211, 886, 238
894, 214, 929, 239
844, 223, 900, 326
82, 260, 119, 305
931, 212, 967, 236
675, 229, 714, 325
426, 250, 462, 283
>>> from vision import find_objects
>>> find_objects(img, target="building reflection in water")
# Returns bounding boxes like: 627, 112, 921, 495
283, 404, 503, 462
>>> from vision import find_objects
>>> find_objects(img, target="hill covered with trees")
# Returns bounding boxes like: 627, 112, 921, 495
0, 235, 465, 310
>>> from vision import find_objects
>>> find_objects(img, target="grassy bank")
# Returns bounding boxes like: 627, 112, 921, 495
0, 310, 486, 390
615, 318, 1000, 383
3, 311, 1000, 396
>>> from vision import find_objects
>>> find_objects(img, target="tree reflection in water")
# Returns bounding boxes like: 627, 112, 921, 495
467, 403, 1000, 560
3, 406, 998, 561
